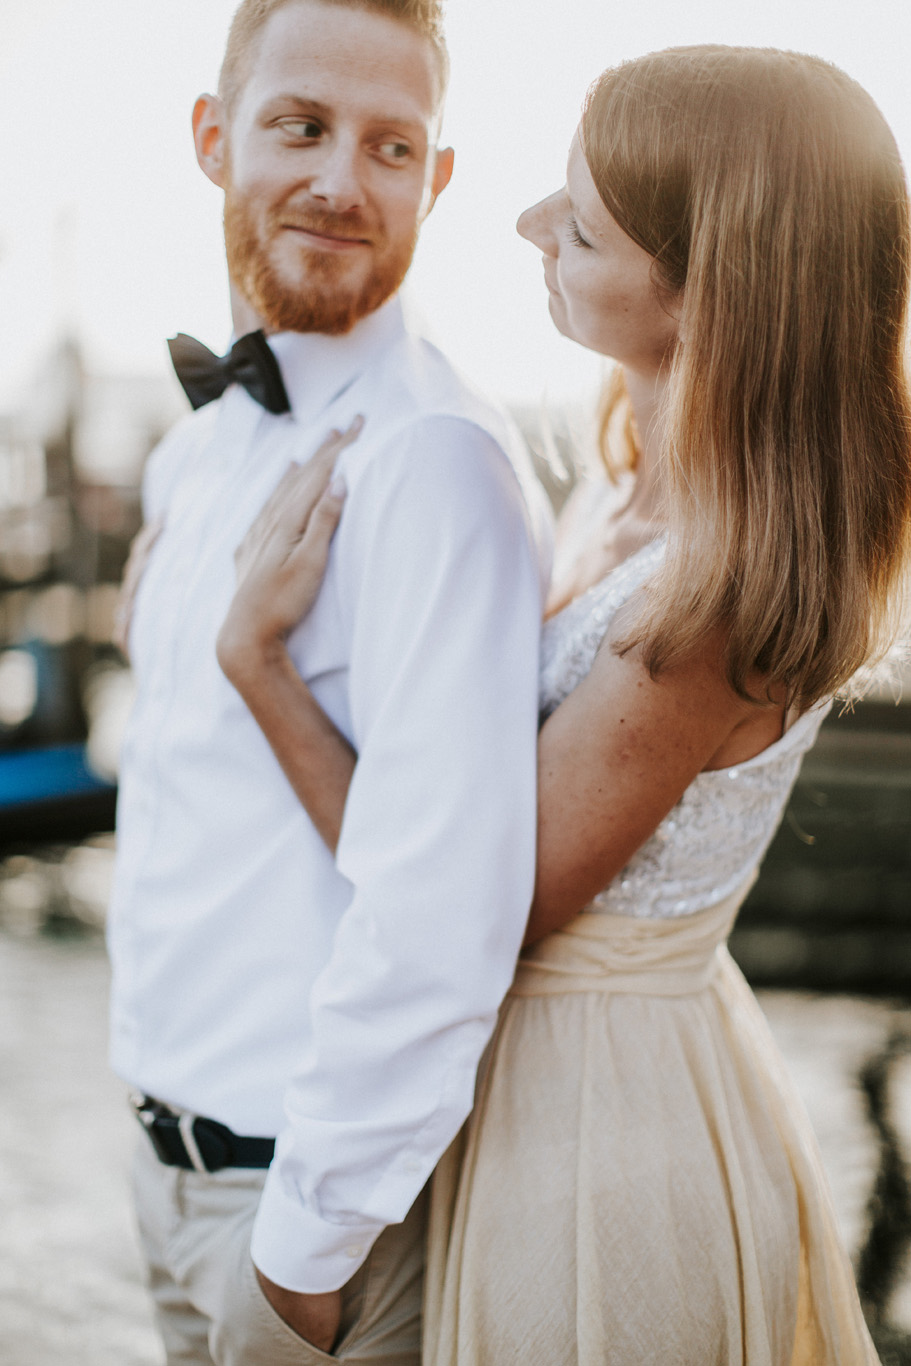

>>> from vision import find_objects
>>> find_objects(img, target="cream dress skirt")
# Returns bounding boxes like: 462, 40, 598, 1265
423, 887, 879, 1366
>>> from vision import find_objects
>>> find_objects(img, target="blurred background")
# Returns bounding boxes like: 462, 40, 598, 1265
1, 0, 910, 1362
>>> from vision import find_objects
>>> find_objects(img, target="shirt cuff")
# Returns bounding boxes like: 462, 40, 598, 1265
250, 1164, 385, 1293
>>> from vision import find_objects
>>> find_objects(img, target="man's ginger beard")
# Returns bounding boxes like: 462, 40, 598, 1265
223, 169, 419, 336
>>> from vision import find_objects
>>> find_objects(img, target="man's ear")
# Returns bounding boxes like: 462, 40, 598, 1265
193, 94, 228, 189
424, 146, 455, 218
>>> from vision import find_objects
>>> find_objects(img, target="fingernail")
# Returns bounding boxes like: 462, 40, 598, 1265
350, 414, 365, 432
329, 474, 347, 499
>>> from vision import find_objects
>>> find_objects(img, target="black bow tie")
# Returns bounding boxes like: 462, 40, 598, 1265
168, 331, 292, 415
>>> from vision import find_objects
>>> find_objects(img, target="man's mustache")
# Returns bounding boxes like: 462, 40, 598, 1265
274, 206, 376, 242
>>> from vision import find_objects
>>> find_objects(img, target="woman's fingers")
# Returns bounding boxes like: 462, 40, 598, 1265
227, 479, 347, 650
235, 454, 324, 578
292, 476, 348, 573
254, 461, 303, 528
286, 415, 366, 521
264, 416, 363, 539
282, 415, 363, 532
276, 478, 347, 622
234, 416, 362, 583
297, 416, 363, 497
310, 414, 365, 464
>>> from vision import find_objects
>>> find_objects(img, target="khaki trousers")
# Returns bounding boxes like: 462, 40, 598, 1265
132, 1134, 426, 1366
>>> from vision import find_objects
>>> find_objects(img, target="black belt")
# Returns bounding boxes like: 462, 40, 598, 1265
131, 1094, 275, 1173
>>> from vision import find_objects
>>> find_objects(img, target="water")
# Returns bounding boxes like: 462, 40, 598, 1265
0, 932, 162, 1366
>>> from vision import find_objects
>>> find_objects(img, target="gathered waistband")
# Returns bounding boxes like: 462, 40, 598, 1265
509, 879, 755, 999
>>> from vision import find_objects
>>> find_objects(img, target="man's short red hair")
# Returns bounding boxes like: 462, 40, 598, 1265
218, 0, 449, 113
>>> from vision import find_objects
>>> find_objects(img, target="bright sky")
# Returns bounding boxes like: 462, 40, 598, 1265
0, 0, 908, 412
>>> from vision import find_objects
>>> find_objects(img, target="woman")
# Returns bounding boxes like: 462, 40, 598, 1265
217, 46, 911, 1364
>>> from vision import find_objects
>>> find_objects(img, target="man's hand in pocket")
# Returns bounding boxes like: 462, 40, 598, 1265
254, 1267, 342, 1354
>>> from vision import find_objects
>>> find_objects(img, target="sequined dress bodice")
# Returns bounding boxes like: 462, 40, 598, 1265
539, 540, 831, 919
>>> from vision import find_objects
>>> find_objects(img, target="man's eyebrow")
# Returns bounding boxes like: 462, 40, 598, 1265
261, 94, 428, 134
260, 95, 332, 119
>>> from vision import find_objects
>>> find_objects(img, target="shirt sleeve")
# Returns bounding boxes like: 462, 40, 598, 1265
250, 415, 545, 1292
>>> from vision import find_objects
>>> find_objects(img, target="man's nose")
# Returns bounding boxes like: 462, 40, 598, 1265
309, 139, 367, 213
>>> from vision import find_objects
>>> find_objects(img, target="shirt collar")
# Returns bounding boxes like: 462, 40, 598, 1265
264, 295, 406, 425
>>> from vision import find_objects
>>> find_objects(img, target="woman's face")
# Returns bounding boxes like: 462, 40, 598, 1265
518, 134, 679, 375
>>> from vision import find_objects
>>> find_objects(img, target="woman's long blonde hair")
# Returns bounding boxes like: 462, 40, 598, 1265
582, 47, 911, 707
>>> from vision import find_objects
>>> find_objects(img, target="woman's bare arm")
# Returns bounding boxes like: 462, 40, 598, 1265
222, 639, 355, 853
216, 421, 361, 850
526, 624, 757, 942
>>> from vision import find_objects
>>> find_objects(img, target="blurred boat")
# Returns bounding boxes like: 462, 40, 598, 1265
0, 742, 115, 853
0, 335, 174, 856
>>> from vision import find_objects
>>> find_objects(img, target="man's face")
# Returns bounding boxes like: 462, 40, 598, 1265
200, 0, 451, 335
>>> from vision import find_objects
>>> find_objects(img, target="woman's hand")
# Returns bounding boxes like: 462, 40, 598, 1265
217, 417, 362, 683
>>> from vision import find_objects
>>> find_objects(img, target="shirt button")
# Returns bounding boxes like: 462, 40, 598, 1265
345, 1245, 363, 1259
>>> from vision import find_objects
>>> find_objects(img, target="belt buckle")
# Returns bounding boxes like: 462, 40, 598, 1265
130, 1092, 211, 1173
177, 1112, 209, 1174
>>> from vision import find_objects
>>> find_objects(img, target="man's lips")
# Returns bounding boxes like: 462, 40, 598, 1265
281, 224, 371, 252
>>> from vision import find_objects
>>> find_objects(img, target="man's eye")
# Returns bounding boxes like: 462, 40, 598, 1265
377, 141, 411, 161
280, 120, 322, 139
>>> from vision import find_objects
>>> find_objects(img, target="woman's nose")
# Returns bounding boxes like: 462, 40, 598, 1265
517, 192, 559, 254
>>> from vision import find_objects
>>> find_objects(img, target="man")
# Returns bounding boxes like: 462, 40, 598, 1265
109, 1, 549, 1363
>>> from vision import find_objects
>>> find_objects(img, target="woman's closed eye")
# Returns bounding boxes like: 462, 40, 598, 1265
567, 215, 593, 248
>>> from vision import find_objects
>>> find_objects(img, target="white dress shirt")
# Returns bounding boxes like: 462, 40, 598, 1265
108, 296, 551, 1293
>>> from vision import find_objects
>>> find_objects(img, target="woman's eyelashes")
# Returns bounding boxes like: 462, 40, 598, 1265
567, 215, 593, 248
